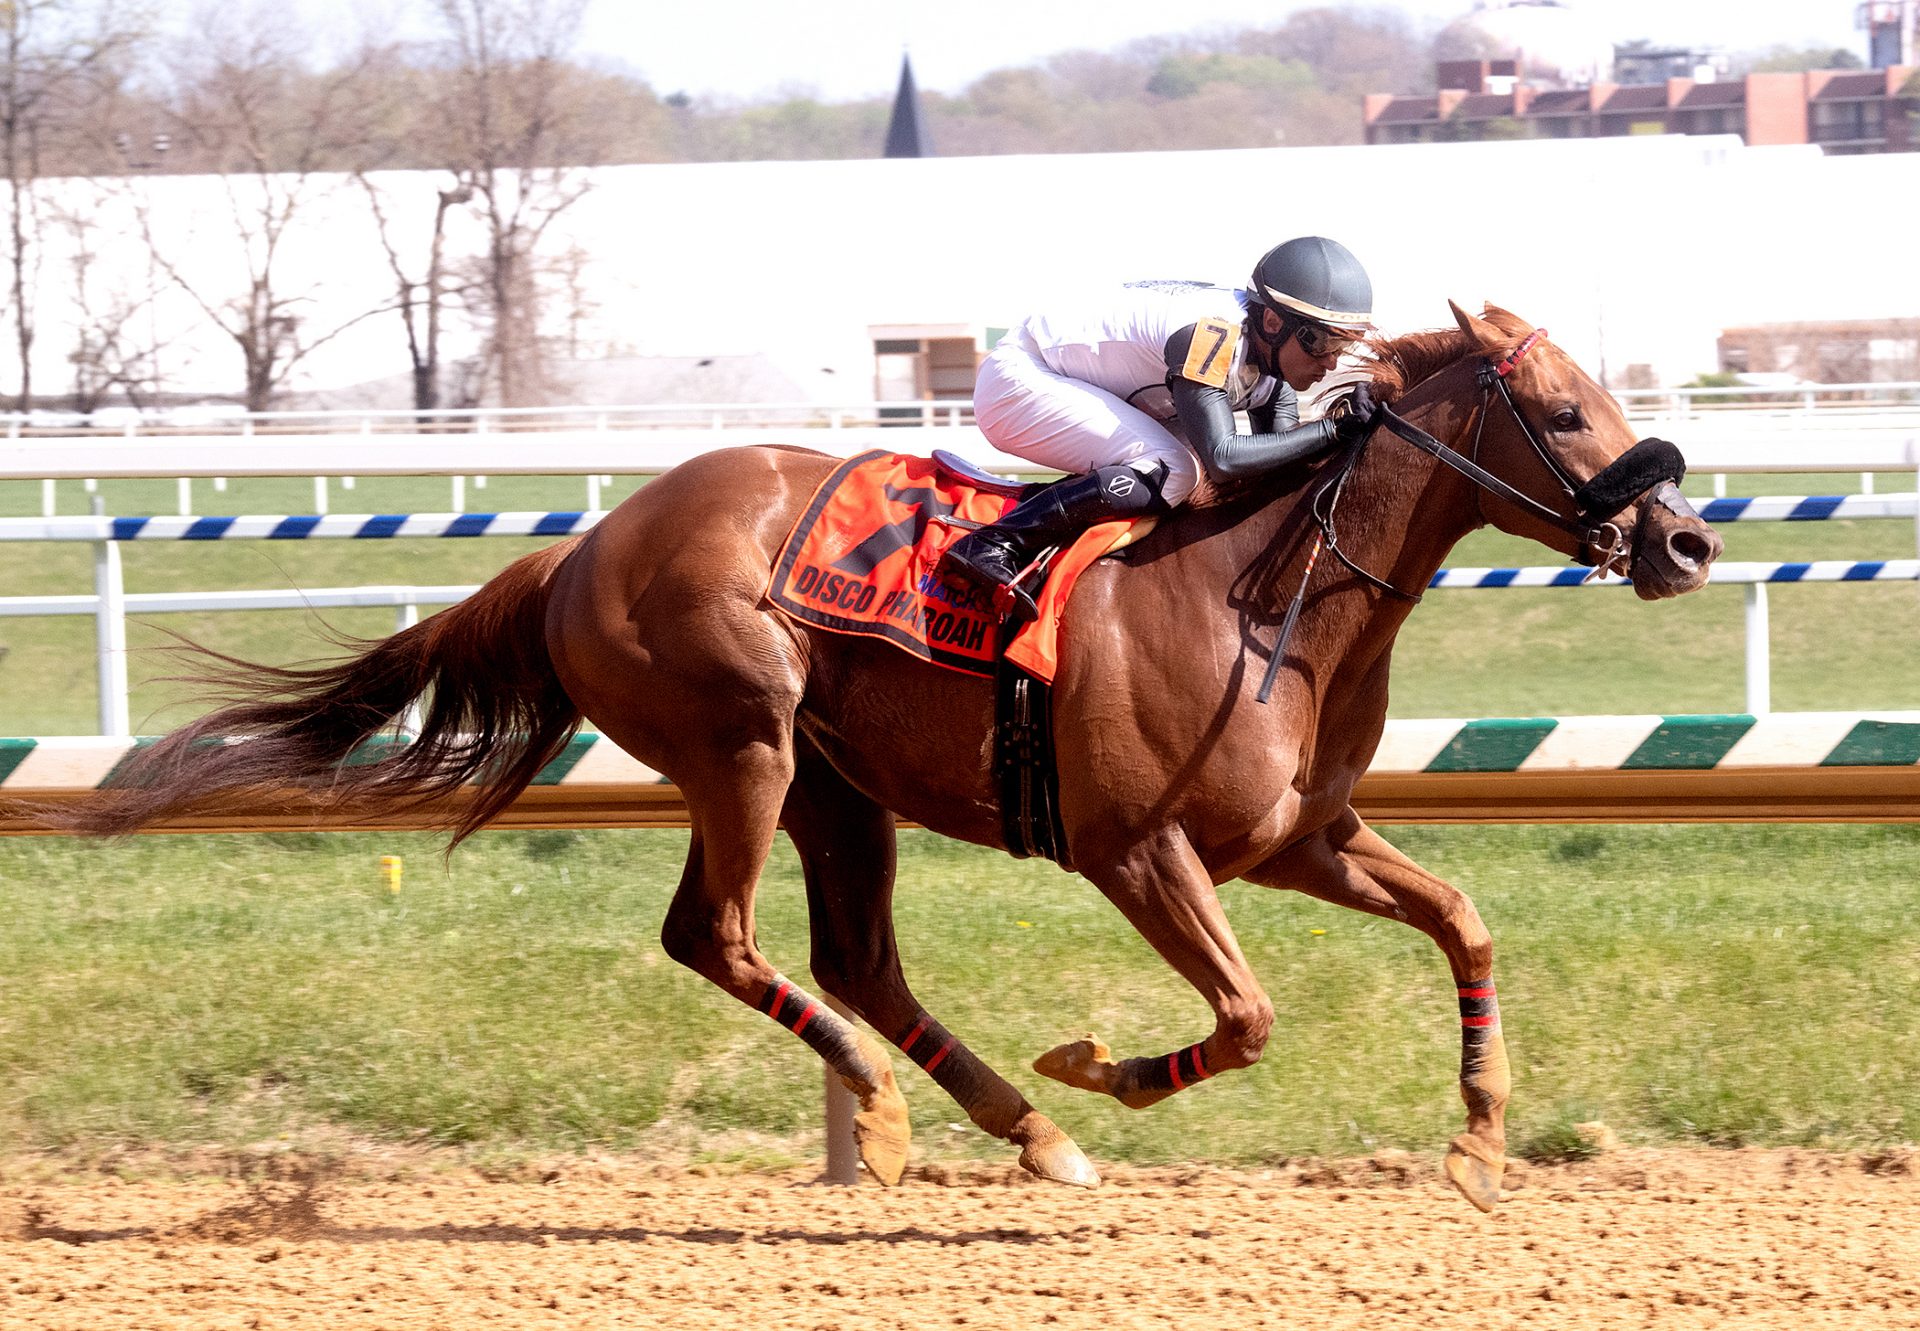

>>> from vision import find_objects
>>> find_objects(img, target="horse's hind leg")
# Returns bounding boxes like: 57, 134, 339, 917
1244, 809, 1510, 1213
636, 717, 912, 1183
783, 738, 1098, 1188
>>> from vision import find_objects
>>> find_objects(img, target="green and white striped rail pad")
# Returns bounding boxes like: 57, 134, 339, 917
0, 732, 669, 791
1371, 712, 1920, 773
4, 713, 1918, 790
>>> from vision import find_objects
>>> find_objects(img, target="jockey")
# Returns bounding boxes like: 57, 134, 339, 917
940, 235, 1379, 602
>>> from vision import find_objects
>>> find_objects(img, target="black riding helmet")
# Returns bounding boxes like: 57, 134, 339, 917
1247, 236, 1375, 334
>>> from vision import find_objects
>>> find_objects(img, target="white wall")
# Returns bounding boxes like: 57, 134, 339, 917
11, 133, 1909, 403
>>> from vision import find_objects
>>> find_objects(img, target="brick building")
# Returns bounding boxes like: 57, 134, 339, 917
1365, 61, 1920, 154
1718, 318, 1920, 383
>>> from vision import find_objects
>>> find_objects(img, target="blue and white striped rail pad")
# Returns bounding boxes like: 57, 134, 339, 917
4, 714, 1918, 789
0, 513, 610, 542
1429, 559, 1920, 589
1694, 493, 1918, 522
0, 494, 1916, 543
0, 517, 1911, 589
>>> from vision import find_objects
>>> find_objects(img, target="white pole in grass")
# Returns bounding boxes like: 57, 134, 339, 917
395, 602, 424, 735
91, 495, 129, 736
821, 994, 860, 1185
1744, 583, 1771, 717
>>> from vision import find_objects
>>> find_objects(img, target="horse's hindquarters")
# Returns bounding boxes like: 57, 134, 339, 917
793, 633, 1008, 849
544, 447, 832, 779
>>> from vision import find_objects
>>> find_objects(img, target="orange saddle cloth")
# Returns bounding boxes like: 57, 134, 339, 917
764, 450, 1140, 683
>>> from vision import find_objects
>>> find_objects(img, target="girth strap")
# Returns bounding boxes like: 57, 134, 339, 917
994, 658, 1072, 868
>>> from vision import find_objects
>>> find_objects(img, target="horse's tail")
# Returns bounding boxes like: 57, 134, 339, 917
58, 538, 583, 845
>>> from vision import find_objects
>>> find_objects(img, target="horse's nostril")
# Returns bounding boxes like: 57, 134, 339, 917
1668, 529, 1718, 569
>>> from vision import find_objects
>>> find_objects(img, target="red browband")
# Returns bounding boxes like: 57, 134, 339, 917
1493, 327, 1547, 377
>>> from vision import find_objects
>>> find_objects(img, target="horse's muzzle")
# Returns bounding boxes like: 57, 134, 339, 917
1627, 482, 1723, 600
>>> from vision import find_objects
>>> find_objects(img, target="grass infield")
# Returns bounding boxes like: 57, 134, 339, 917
0, 824, 1913, 1169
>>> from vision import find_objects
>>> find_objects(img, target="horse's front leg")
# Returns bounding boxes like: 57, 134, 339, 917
1036, 828, 1275, 1109
1243, 808, 1510, 1212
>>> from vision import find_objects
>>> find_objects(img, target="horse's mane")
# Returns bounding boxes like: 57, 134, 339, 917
1362, 329, 1469, 405
1361, 324, 1530, 406
1183, 320, 1533, 512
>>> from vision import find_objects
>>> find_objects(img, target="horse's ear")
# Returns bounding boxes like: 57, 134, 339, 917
1480, 304, 1534, 339
1449, 299, 1502, 350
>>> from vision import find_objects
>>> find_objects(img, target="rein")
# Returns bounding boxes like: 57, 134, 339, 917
1253, 329, 1684, 704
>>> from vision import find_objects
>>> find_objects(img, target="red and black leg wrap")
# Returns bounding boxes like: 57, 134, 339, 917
892, 1011, 1022, 1138
1457, 978, 1500, 1048
893, 1012, 960, 1077
895, 1010, 998, 1108
1120, 1042, 1213, 1098
757, 975, 864, 1070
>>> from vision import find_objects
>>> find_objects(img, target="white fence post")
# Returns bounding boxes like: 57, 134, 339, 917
396, 601, 424, 735
177, 477, 192, 516
820, 995, 860, 1185
91, 499, 130, 737
314, 474, 329, 515
1744, 583, 1771, 716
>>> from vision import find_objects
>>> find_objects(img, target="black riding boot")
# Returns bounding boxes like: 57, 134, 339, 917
939, 463, 1166, 606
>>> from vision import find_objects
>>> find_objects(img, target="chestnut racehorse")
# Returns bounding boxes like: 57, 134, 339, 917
53, 302, 1723, 1210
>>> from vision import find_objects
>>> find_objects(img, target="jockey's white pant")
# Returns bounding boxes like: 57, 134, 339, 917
973, 336, 1202, 505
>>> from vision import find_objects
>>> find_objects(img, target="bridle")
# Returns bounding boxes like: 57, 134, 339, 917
1253, 328, 1687, 704
1314, 328, 1685, 602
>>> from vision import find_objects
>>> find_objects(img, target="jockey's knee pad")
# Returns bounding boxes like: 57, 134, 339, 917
1093, 461, 1172, 515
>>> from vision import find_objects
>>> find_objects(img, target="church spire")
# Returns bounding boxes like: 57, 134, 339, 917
883, 52, 933, 158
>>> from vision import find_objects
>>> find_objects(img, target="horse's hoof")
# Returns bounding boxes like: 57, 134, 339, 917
1017, 1129, 1102, 1189
1033, 1035, 1116, 1096
854, 1109, 910, 1186
849, 1039, 912, 1187
1443, 1133, 1505, 1213
1009, 1110, 1101, 1188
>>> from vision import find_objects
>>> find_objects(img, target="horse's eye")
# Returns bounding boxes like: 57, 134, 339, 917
1550, 407, 1582, 431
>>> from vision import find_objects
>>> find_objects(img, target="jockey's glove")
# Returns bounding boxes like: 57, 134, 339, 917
1332, 383, 1379, 444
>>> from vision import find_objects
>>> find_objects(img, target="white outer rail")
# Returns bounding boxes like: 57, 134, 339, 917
3, 422, 1918, 518
3, 426, 1917, 481
2, 379, 1915, 436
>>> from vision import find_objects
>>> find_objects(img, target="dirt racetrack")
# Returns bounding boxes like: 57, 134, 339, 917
2, 1147, 1917, 1329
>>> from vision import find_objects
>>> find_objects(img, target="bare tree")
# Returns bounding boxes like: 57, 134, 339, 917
359, 169, 473, 412
142, 9, 391, 411
429, 0, 595, 407
50, 189, 172, 411
0, 0, 146, 410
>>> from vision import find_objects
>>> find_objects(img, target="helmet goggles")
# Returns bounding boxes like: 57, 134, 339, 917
1294, 320, 1362, 360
